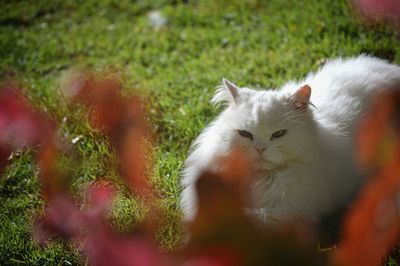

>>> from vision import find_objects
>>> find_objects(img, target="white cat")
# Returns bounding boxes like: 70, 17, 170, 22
180, 55, 400, 225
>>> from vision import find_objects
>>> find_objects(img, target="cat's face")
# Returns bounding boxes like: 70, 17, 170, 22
213, 80, 316, 174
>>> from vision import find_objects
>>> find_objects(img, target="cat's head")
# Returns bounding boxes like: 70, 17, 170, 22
212, 79, 317, 174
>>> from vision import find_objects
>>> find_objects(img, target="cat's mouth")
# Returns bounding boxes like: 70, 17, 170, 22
252, 159, 270, 170
250, 158, 290, 175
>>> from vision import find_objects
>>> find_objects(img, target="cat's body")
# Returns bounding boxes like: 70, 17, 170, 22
181, 55, 400, 225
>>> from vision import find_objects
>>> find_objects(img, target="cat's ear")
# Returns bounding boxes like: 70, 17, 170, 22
289, 84, 313, 110
222, 78, 240, 101
212, 78, 240, 106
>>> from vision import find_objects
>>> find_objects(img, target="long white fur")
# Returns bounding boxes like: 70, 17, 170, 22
180, 55, 400, 224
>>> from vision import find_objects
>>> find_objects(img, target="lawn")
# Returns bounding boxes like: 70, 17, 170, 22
1, 0, 400, 265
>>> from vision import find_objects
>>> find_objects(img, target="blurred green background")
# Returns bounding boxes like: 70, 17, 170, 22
1, 0, 399, 264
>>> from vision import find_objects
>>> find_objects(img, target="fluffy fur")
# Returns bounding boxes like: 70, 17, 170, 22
181, 55, 400, 225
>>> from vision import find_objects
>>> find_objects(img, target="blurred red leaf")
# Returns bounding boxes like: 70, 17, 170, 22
0, 146, 12, 172
83, 230, 166, 266
0, 85, 53, 146
36, 183, 168, 266
62, 71, 125, 133
352, 0, 400, 29
182, 246, 244, 266
185, 152, 320, 266
62, 72, 153, 195
334, 89, 400, 266
35, 194, 85, 243
0, 84, 54, 173
36, 160, 167, 266
34, 71, 166, 265
86, 180, 116, 219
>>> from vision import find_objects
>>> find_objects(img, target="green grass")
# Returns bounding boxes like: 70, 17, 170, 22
1, 0, 400, 264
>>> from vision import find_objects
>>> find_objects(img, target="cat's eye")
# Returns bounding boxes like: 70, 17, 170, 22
238, 130, 253, 140
270, 129, 287, 140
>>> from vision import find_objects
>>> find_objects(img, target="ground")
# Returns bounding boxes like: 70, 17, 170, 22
1, 0, 400, 265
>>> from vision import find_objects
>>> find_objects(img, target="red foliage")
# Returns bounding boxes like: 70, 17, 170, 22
32, 72, 166, 265
334, 89, 400, 266
184, 152, 320, 266
6, 72, 400, 266
188, 152, 252, 239
83, 230, 165, 266
38, 141, 60, 200
0, 83, 54, 173
352, 0, 400, 29
62, 72, 153, 195
36, 175, 166, 266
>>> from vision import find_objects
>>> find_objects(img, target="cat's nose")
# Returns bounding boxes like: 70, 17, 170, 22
256, 147, 266, 153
